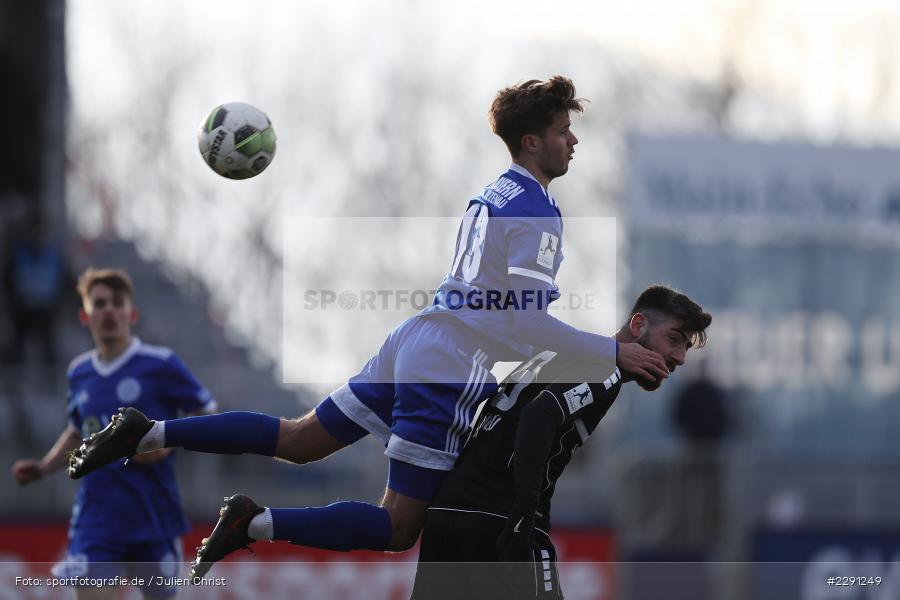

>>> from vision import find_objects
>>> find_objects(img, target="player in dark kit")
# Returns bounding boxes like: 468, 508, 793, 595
411, 285, 712, 599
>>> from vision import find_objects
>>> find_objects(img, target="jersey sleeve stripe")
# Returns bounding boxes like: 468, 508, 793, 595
508, 267, 555, 286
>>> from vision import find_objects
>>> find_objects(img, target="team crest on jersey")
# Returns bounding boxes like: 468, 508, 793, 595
537, 232, 558, 268
116, 377, 142, 404
563, 383, 593, 413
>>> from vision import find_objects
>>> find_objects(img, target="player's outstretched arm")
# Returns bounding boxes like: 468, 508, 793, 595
496, 391, 564, 561
11, 427, 81, 485
507, 275, 668, 382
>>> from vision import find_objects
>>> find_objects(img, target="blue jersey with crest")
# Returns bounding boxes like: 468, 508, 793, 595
65, 338, 215, 543
424, 164, 564, 359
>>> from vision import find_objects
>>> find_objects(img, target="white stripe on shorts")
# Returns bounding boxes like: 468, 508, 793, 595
444, 354, 481, 453
450, 365, 488, 455
445, 351, 488, 455
386, 434, 458, 471
329, 383, 391, 443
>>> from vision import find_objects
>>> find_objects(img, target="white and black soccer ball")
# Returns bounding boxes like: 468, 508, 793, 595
198, 102, 276, 180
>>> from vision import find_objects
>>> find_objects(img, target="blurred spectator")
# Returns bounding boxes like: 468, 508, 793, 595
2, 211, 73, 367
672, 361, 731, 443
669, 358, 733, 549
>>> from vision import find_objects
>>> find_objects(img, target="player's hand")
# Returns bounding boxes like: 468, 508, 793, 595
12, 459, 45, 485
616, 342, 669, 383
131, 448, 173, 465
495, 515, 535, 562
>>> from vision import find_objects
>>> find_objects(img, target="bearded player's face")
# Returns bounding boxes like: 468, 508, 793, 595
634, 318, 691, 391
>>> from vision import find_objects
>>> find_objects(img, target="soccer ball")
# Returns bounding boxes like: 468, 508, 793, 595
198, 102, 276, 179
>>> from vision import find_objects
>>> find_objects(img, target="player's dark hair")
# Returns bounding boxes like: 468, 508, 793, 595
77, 267, 135, 307
489, 76, 585, 156
628, 285, 711, 348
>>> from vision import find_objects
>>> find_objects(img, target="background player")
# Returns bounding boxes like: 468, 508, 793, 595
411, 285, 712, 599
67, 77, 670, 577
11, 268, 216, 599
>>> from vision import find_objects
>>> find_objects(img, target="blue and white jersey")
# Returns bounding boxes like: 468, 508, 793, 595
423, 164, 564, 359
65, 338, 215, 543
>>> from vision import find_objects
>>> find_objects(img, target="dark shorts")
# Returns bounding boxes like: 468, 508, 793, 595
411, 508, 563, 599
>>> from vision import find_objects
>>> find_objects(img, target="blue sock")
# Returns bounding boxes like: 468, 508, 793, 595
270, 502, 392, 551
164, 412, 280, 456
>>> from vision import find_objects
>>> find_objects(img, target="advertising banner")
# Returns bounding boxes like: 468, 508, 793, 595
0, 523, 616, 600
624, 135, 900, 450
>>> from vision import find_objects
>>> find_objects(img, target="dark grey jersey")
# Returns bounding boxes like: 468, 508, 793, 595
431, 351, 622, 531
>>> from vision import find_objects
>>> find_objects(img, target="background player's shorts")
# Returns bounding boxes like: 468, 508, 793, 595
412, 508, 563, 599
317, 314, 501, 477
52, 535, 183, 598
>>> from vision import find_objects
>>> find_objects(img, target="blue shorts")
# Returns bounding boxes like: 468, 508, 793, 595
53, 535, 183, 598
316, 314, 500, 499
